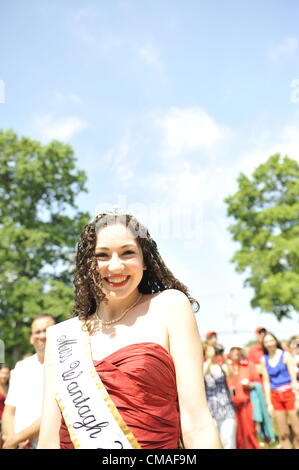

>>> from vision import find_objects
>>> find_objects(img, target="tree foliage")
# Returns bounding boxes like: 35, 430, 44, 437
224, 154, 299, 321
0, 129, 90, 365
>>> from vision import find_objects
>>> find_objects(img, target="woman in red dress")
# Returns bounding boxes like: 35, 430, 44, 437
38, 210, 222, 449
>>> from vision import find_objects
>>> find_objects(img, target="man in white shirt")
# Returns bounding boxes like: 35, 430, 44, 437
2, 314, 55, 449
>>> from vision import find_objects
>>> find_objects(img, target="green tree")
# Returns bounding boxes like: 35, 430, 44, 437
224, 154, 299, 321
0, 129, 90, 365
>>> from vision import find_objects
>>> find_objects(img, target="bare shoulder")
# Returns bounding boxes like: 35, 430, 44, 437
283, 350, 292, 362
154, 288, 191, 307
156, 290, 203, 376
153, 289, 197, 334
154, 288, 193, 315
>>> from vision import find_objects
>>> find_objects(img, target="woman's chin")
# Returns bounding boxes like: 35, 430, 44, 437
105, 288, 142, 302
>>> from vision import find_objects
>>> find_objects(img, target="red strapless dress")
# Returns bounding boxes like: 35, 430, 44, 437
59, 342, 181, 449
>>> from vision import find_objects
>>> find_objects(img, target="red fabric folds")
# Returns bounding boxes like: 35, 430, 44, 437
59, 342, 181, 449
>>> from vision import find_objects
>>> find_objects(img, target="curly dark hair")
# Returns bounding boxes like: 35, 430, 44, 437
72, 212, 199, 320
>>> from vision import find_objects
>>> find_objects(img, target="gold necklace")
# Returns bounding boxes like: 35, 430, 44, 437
96, 294, 143, 325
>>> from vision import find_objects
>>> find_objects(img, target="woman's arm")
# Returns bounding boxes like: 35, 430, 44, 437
203, 359, 212, 376
163, 289, 222, 449
2, 418, 40, 449
221, 357, 233, 378
260, 357, 273, 416
221, 363, 232, 379
37, 338, 62, 449
1, 405, 15, 440
284, 351, 299, 392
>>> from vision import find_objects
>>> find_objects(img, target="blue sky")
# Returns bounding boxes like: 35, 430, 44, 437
1, 0, 299, 346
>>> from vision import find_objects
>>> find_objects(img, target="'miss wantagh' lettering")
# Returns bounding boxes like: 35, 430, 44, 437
55, 325, 129, 448
62, 360, 83, 381
57, 335, 77, 363
62, 377, 110, 439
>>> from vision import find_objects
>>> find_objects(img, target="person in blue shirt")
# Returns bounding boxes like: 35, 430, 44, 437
260, 332, 299, 449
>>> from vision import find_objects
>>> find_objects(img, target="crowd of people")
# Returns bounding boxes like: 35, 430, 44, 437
203, 329, 299, 449
0, 314, 55, 449
1, 321, 298, 450
0, 210, 298, 450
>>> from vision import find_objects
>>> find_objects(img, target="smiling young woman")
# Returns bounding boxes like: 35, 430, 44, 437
261, 332, 299, 449
37, 211, 222, 450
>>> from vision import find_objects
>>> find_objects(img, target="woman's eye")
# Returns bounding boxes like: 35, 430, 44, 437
95, 251, 135, 258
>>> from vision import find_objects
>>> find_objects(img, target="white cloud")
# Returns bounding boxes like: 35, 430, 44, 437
235, 121, 299, 179
111, 137, 135, 183
53, 90, 83, 105
138, 106, 235, 237
96, 135, 135, 186
33, 114, 88, 142
150, 162, 220, 206
149, 109, 299, 339
154, 106, 232, 158
86, 106, 299, 251
71, 7, 165, 74
141, 106, 299, 253
269, 36, 298, 61
71, 6, 98, 46
71, 6, 124, 54
137, 43, 161, 67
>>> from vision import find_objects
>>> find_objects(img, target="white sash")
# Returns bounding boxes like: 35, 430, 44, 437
46, 317, 140, 449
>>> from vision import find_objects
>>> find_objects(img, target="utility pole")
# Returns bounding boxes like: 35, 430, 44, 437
226, 294, 239, 335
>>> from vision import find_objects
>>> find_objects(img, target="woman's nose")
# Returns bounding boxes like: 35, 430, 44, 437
108, 254, 124, 272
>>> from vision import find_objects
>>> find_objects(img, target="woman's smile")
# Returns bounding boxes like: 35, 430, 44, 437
104, 275, 130, 287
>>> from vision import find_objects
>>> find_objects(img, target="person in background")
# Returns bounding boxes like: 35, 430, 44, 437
288, 336, 299, 415
248, 378, 276, 448
288, 336, 299, 374
205, 332, 225, 365
203, 343, 236, 449
0, 365, 10, 449
260, 332, 299, 449
248, 327, 267, 382
205, 332, 217, 347
281, 340, 291, 353
2, 314, 55, 449
226, 345, 260, 449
